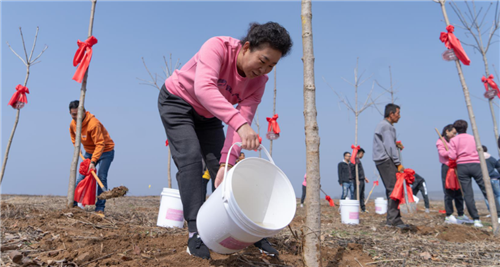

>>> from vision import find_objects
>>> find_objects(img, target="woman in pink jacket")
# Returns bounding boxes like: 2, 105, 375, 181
158, 22, 292, 259
449, 120, 500, 227
436, 124, 466, 224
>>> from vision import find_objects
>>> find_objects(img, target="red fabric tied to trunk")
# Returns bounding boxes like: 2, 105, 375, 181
440, 25, 470, 66
482, 75, 500, 99
445, 160, 460, 190
374, 181, 379, 186
165, 139, 169, 146
72, 36, 98, 83
8, 85, 29, 109
350, 145, 360, 164
74, 159, 96, 206
390, 168, 415, 209
325, 195, 335, 207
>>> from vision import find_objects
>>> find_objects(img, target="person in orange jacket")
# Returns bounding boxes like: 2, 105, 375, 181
69, 100, 115, 216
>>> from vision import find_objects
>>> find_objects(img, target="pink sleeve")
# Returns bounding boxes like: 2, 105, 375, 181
436, 140, 449, 159
193, 37, 247, 131
448, 138, 458, 161
220, 82, 266, 165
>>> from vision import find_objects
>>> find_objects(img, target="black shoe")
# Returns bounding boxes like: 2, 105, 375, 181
186, 233, 210, 259
394, 224, 410, 230
254, 238, 279, 256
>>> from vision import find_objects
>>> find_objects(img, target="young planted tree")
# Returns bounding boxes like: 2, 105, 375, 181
324, 58, 383, 203
436, 0, 499, 235
67, 0, 97, 207
138, 54, 181, 188
269, 67, 278, 156
0, 27, 48, 185
450, 0, 500, 157
301, 0, 321, 265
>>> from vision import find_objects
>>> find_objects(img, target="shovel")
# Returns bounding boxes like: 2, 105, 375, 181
320, 187, 335, 207
79, 153, 128, 200
397, 149, 417, 214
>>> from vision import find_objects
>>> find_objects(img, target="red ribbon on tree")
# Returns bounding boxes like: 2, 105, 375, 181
350, 145, 360, 164
390, 168, 415, 209
325, 195, 335, 207
8, 84, 29, 109
72, 36, 98, 83
266, 114, 281, 140
445, 159, 460, 190
374, 181, 379, 186
165, 139, 169, 146
440, 25, 470, 66
482, 75, 500, 99
74, 159, 96, 206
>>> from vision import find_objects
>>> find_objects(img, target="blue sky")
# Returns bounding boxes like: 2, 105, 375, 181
1, 1, 499, 200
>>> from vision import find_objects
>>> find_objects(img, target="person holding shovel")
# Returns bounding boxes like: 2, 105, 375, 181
69, 100, 115, 217
350, 148, 369, 212
436, 124, 467, 224
158, 22, 292, 260
449, 120, 500, 227
372, 103, 409, 229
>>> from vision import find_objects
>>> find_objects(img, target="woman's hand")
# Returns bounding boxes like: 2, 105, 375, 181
236, 123, 260, 151
215, 165, 232, 188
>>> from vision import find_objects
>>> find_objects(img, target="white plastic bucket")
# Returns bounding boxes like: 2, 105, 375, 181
340, 199, 359, 224
197, 143, 296, 254
375, 197, 388, 215
157, 188, 184, 228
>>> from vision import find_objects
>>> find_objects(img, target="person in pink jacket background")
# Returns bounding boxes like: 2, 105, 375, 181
449, 120, 500, 227
301, 174, 307, 207
158, 22, 292, 259
436, 124, 467, 224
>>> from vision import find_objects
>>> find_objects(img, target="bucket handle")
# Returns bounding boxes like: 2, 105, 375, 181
222, 142, 275, 202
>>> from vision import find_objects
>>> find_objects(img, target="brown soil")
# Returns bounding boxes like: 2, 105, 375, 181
417, 224, 491, 242
1, 196, 499, 267
98, 186, 129, 200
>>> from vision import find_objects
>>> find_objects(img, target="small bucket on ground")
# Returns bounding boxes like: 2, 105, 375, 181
197, 143, 296, 254
340, 199, 359, 224
375, 197, 388, 215
157, 188, 184, 228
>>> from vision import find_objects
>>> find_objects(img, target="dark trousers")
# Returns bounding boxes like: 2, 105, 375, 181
457, 163, 500, 220
353, 180, 366, 211
441, 164, 464, 216
158, 86, 224, 232
412, 181, 430, 209
376, 159, 404, 226
301, 185, 306, 204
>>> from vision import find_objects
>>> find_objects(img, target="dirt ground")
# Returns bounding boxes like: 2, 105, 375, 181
1, 195, 500, 267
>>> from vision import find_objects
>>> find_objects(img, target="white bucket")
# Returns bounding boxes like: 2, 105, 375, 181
375, 197, 388, 215
340, 199, 359, 224
197, 143, 296, 254
157, 188, 184, 228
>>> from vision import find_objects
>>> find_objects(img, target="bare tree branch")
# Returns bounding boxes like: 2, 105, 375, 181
6, 42, 27, 66
30, 45, 48, 64
323, 76, 355, 113
19, 27, 29, 63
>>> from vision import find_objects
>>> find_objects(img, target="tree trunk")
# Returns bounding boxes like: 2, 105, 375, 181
255, 109, 262, 158
67, 0, 97, 208
168, 148, 172, 188
1, 61, 31, 184
354, 63, 360, 203
439, 0, 499, 235
270, 67, 277, 156
482, 54, 500, 157
301, 1, 321, 266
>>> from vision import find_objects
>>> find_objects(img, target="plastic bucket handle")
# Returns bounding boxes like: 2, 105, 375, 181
222, 142, 275, 202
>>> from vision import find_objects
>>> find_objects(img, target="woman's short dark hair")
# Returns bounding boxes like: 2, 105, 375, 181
240, 22, 292, 57
453, 120, 468, 134
441, 124, 455, 142
483, 145, 488, 152
384, 103, 400, 118
69, 100, 79, 111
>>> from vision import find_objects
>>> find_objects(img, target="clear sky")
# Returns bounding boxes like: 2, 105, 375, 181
1, 1, 499, 200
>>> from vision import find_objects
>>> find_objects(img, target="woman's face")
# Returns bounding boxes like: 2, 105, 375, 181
238, 42, 282, 79
446, 128, 457, 139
